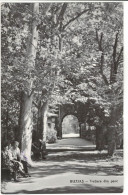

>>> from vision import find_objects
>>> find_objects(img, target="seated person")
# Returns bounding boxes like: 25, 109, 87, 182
11, 141, 31, 177
1, 143, 19, 181
8, 142, 26, 176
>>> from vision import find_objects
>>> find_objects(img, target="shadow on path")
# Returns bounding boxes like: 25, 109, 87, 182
7, 185, 123, 194
2, 150, 123, 194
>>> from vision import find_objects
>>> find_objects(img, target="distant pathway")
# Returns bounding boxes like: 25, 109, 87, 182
47, 137, 95, 151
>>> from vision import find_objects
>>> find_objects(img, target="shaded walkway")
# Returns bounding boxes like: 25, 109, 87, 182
47, 137, 95, 151
2, 150, 123, 194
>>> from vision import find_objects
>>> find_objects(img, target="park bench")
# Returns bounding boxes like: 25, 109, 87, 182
1, 168, 11, 180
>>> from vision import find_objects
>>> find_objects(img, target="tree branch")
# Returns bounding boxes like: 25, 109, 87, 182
110, 32, 120, 83
96, 29, 103, 51
113, 32, 119, 64
95, 29, 109, 85
116, 46, 123, 65
99, 33, 103, 50
33, 101, 38, 108
54, 3, 68, 28
63, 9, 90, 29
57, 3, 68, 23
29, 88, 35, 97
101, 73, 109, 86
96, 29, 100, 46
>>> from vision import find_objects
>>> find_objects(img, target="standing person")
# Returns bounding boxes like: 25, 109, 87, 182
11, 141, 31, 177
39, 139, 47, 160
31, 142, 40, 160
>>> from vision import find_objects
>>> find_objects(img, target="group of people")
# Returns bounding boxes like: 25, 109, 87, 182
1, 141, 31, 182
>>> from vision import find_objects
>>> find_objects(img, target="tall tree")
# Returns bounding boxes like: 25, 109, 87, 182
1, 2, 123, 158
19, 3, 39, 162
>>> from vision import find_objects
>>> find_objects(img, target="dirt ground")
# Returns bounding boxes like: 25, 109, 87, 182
1, 149, 123, 194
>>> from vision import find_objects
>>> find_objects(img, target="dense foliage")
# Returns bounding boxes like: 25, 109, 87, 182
1, 2, 123, 154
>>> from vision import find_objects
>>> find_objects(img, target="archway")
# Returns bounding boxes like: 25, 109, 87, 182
62, 115, 80, 138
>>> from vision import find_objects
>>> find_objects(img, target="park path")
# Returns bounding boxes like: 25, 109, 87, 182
2, 146, 123, 194
46, 137, 95, 151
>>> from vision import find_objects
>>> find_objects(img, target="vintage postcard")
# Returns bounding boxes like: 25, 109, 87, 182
1, 0, 127, 194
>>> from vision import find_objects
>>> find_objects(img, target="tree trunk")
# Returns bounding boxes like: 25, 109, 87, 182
19, 3, 39, 163
95, 125, 104, 151
5, 108, 9, 140
107, 126, 116, 156
37, 101, 43, 140
107, 107, 117, 156
110, 63, 117, 84
37, 101, 48, 141
19, 92, 33, 161
43, 102, 48, 142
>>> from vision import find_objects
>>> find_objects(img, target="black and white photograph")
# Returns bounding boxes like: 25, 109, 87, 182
1, 0, 125, 194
